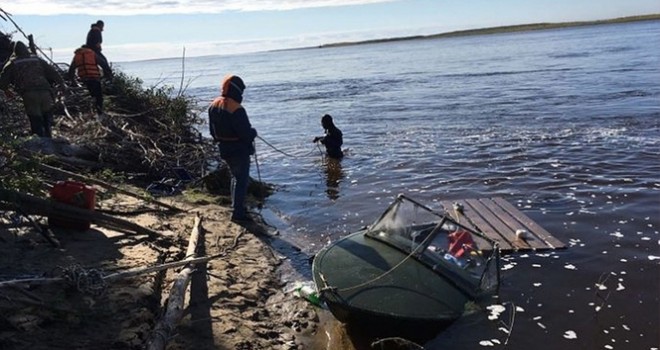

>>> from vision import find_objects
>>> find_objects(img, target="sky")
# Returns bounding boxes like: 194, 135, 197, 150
2, 0, 659, 63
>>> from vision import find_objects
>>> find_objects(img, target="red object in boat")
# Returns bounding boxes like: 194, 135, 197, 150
448, 230, 475, 258
48, 181, 96, 230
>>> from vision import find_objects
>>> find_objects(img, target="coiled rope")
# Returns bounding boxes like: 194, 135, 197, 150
61, 264, 107, 296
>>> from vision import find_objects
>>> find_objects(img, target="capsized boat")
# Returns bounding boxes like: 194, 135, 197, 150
312, 194, 501, 342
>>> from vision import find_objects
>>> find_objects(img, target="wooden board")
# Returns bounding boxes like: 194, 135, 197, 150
440, 197, 565, 253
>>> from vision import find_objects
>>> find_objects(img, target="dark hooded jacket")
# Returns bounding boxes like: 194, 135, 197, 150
208, 75, 257, 159
86, 21, 103, 53
320, 114, 343, 159
0, 41, 62, 94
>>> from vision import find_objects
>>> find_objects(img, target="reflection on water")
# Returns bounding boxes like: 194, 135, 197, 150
323, 157, 344, 200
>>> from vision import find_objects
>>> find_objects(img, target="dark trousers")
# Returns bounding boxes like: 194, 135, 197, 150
83, 79, 103, 114
224, 155, 250, 219
22, 89, 54, 138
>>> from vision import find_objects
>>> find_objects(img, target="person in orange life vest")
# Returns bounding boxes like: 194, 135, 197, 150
0, 41, 63, 137
313, 114, 344, 159
68, 44, 112, 115
85, 20, 108, 65
208, 75, 257, 223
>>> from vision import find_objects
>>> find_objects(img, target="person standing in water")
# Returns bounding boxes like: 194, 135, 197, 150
208, 75, 257, 223
313, 114, 344, 159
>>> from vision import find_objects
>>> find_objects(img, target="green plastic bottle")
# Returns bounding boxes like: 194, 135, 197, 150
296, 285, 322, 306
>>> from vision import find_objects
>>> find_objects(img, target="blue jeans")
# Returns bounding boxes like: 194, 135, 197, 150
224, 156, 250, 219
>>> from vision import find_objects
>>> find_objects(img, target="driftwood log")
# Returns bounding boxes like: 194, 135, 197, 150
147, 214, 204, 350
0, 253, 223, 289
0, 188, 161, 237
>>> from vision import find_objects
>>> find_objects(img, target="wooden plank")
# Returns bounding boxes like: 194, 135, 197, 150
463, 199, 530, 251
478, 198, 548, 251
441, 200, 514, 251
492, 197, 566, 249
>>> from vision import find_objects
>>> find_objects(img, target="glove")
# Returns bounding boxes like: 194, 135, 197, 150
313, 137, 321, 143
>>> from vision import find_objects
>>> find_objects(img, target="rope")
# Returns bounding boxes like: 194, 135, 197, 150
61, 264, 107, 296
321, 228, 437, 294
256, 135, 322, 158
253, 140, 262, 184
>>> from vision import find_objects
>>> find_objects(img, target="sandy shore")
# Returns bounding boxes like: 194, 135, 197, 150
0, 190, 330, 349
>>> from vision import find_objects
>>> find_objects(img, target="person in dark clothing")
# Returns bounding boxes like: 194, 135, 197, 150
0, 41, 63, 137
208, 75, 257, 223
85, 20, 108, 65
313, 114, 344, 159
0, 32, 12, 67
68, 44, 113, 115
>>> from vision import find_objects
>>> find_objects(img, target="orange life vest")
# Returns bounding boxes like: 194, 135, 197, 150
72, 47, 101, 79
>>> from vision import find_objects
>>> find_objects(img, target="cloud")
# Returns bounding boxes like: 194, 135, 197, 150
4, 0, 396, 16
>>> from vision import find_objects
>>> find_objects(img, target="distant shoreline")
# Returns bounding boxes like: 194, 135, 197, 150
316, 14, 660, 49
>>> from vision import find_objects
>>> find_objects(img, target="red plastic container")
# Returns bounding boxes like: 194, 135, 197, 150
48, 181, 96, 230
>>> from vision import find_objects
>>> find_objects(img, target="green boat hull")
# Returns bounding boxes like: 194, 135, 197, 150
312, 229, 471, 341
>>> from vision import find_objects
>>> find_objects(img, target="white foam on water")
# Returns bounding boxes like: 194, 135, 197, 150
610, 231, 624, 238
502, 263, 516, 270
616, 283, 625, 291
563, 330, 578, 339
533, 283, 542, 287
486, 304, 506, 321
564, 264, 577, 270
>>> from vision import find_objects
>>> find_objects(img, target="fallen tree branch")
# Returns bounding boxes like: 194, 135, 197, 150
0, 188, 161, 237
147, 214, 203, 350
37, 162, 184, 213
0, 253, 222, 289
16, 208, 60, 247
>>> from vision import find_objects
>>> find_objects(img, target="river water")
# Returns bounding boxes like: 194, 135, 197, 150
118, 20, 660, 349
